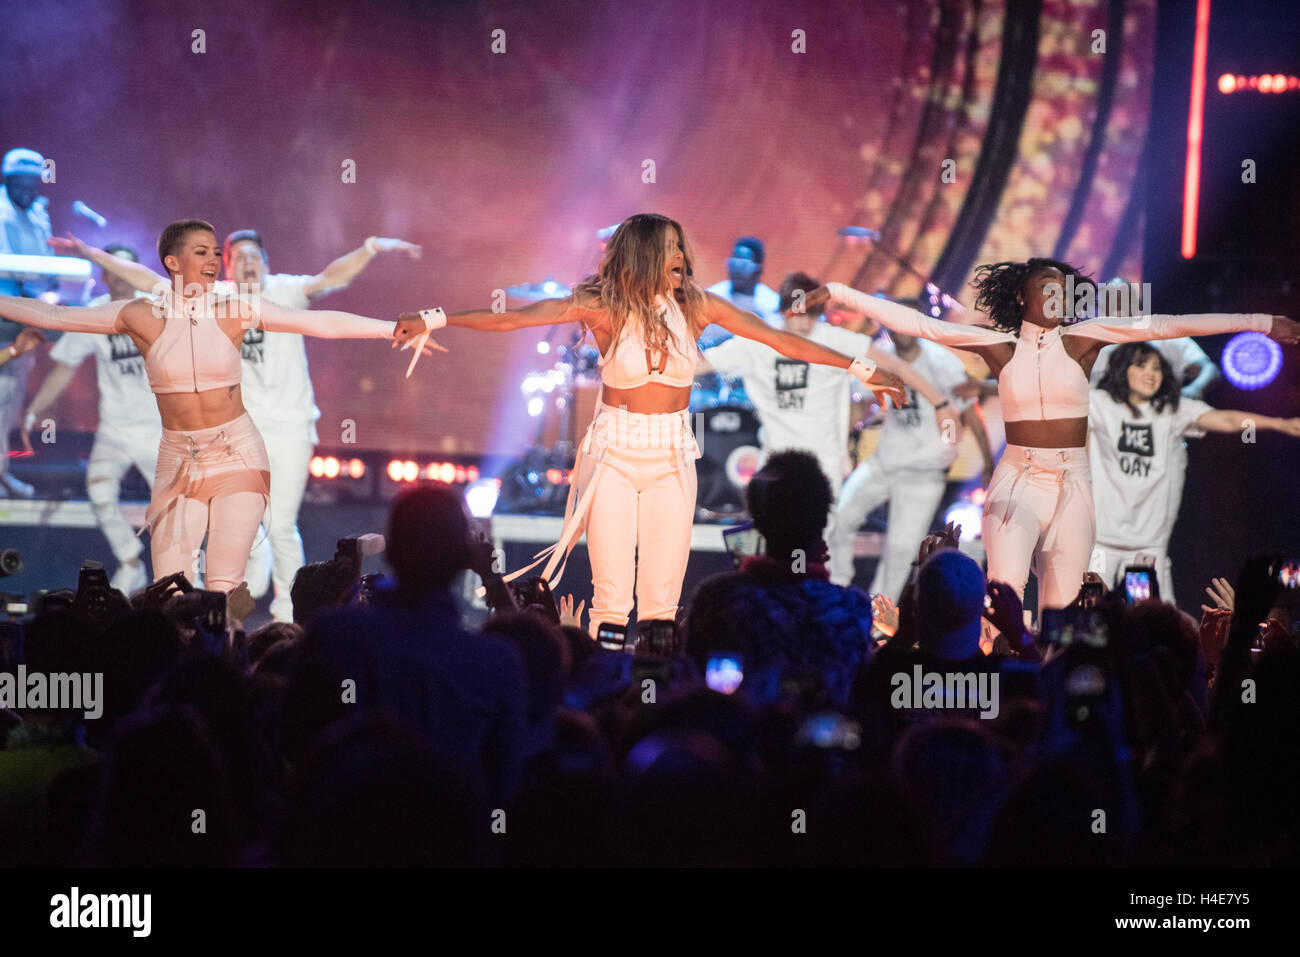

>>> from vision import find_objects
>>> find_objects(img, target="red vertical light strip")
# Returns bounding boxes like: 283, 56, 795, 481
1181, 0, 1212, 259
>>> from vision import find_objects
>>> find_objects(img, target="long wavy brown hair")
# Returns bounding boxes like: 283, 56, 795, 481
574, 213, 706, 359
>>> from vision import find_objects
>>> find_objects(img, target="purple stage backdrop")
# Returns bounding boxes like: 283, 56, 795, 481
2, 0, 1153, 457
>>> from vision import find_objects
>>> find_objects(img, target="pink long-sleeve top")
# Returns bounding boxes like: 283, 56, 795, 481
0, 288, 396, 394
825, 282, 1272, 421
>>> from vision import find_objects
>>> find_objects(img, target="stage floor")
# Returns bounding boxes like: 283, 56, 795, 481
0, 498, 953, 630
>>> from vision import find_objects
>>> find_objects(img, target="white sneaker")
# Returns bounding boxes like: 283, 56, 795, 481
0, 472, 35, 498
245, 529, 273, 599
269, 593, 294, 624
111, 559, 149, 595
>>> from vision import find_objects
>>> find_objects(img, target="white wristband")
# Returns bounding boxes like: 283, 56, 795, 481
419, 307, 447, 332
849, 354, 877, 384
364, 236, 380, 255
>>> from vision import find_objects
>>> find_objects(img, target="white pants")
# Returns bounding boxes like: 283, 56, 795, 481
1090, 543, 1175, 607
509, 401, 700, 637
0, 353, 33, 476
248, 424, 314, 621
87, 426, 161, 564
982, 444, 1095, 616
829, 458, 947, 600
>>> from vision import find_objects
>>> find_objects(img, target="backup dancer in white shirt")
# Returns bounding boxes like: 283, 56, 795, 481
404, 214, 908, 637
23, 245, 159, 593
223, 230, 421, 621
830, 325, 995, 599
805, 259, 1299, 616
1088, 342, 1300, 607
1091, 319, 1221, 558
700, 273, 955, 497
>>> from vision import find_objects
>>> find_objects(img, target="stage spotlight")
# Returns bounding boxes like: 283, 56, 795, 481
1222, 332, 1282, 390
439, 462, 456, 483
465, 477, 500, 517
310, 456, 326, 478
1218, 73, 1235, 94
387, 460, 404, 482
402, 460, 419, 482
527, 396, 545, 417
944, 500, 984, 541
348, 458, 365, 478
323, 456, 340, 478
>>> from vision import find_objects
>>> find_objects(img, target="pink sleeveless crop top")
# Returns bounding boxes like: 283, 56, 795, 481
599, 295, 697, 389
145, 290, 243, 395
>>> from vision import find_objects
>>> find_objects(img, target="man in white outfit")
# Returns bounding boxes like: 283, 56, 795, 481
700, 272, 877, 498
22, 244, 160, 593
223, 230, 421, 621
829, 313, 993, 600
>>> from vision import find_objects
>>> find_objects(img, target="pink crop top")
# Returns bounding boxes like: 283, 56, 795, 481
599, 295, 698, 388
145, 290, 243, 394
825, 282, 1273, 421
0, 287, 399, 394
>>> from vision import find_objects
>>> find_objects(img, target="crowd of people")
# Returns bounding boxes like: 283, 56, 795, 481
2, 468, 1296, 867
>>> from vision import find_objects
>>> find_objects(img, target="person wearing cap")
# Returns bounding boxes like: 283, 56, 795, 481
702, 236, 783, 347
0, 147, 56, 497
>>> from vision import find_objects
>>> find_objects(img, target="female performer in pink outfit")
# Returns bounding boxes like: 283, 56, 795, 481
403, 213, 959, 636
804, 259, 1299, 614
0, 218, 433, 596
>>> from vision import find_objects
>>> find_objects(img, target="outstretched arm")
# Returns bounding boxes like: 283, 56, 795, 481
817, 282, 1016, 349
235, 294, 426, 343
47, 234, 167, 295
400, 295, 585, 333
0, 295, 129, 335
303, 237, 422, 299
1196, 409, 1300, 438
1064, 313, 1285, 344
705, 293, 905, 403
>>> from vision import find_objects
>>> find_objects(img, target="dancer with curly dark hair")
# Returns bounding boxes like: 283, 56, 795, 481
802, 261, 1299, 614
1089, 342, 1300, 606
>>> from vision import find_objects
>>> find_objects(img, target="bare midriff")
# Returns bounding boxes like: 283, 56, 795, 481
1004, 417, 1088, 449
154, 386, 248, 432
600, 382, 693, 414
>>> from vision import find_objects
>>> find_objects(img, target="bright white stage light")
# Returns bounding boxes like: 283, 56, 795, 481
943, 501, 984, 541
465, 478, 500, 517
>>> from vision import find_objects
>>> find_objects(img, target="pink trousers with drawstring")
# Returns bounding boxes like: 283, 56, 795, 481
147, 413, 271, 593
981, 444, 1094, 616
